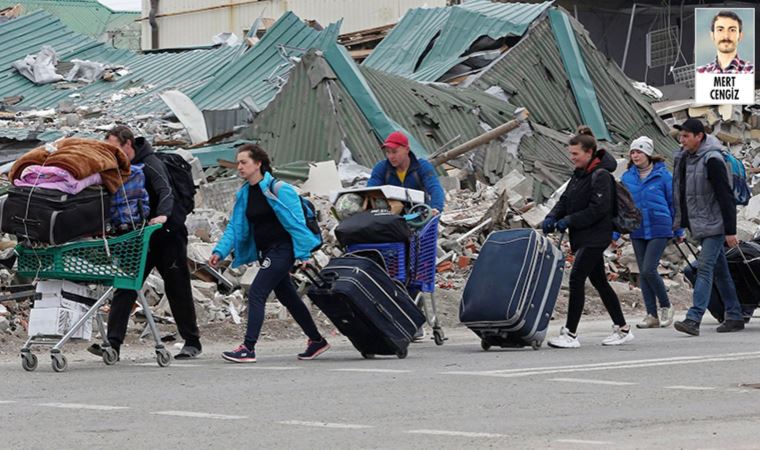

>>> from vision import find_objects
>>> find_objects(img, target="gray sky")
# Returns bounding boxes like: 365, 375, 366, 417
98, 0, 141, 12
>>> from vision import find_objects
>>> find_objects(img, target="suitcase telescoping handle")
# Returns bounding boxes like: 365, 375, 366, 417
293, 262, 337, 289
672, 238, 699, 271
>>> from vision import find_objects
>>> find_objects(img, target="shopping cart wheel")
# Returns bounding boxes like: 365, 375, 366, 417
361, 353, 375, 359
156, 349, 172, 367
51, 354, 68, 373
530, 340, 542, 351
433, 328, 445, 346
21, 352, 38, 372
395, 348, 408, 359
480, 339, 491, 351
102, 348, 119, 366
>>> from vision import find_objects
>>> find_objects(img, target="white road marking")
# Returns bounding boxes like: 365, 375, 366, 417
330, 368, 412, 374
228, 366, 301, 370
0, 401, 17, 404
406, 429, 506, 438
135, 363, 200, 367
39, 403, 129, 411
445, 351, 760, 378
152, 411, 247, 420
556, 439, 612, 445
664, 386, 716, 391
278, 420, 372, 429
549, 378, 637, 386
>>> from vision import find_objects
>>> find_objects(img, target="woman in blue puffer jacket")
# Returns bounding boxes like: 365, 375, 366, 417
617, 137, 683, 329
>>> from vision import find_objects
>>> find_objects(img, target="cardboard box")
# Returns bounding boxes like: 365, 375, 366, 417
33, 296, 90, 313
28, 307, 92, 340
35, 280, 93, 298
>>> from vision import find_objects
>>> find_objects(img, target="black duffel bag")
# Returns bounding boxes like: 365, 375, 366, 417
335, 210, 412, 246
0, 185, 110, 245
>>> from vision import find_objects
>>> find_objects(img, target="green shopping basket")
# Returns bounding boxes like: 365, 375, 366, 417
15, 224, 162, 290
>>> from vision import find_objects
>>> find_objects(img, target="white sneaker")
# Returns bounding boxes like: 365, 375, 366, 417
602, 325, 634, 346
659, 306, 674, 328
547, 327, 580, 349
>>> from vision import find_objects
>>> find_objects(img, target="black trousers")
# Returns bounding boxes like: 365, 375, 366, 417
107, 227, 200, 349
566, 246, 626, 334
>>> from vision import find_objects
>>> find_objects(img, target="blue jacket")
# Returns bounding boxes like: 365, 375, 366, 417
212, 172, 320, 267
617, 161, 684, 240
367, 153, 445, 211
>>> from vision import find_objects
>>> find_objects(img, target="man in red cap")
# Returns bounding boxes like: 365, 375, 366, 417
367, 131, 444, 214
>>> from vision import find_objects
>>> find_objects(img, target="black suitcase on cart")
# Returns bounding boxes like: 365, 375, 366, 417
304, 254, 426, 359
0, 185, 110, 244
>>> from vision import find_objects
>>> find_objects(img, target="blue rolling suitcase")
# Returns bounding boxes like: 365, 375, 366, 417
304, 254, 426, 359
459, 229, 564, 350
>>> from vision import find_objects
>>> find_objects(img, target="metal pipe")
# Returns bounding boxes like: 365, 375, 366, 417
428, 108, 529, 167
621, 3, 637, 72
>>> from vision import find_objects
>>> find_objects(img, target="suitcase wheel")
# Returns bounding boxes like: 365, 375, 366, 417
361, 353, 375, 359
395, 348, 408, 359
531, 340, 542, 351
480, 339, 491, 351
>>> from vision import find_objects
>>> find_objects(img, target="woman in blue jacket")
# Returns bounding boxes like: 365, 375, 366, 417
209, 144, 328, 363
618, 137, 682, 329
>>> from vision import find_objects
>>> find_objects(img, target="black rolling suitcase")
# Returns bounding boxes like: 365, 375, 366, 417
0, 185, 110, 244
459, 229, 564, 351
304, 253, 425, 359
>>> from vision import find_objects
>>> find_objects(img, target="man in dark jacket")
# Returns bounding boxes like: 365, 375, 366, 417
89, 125, 202, 359
672, 118, 744, 336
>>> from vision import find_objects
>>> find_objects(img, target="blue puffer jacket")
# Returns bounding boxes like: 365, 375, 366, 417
618, 161, 684, 240
212, 172, 320, 267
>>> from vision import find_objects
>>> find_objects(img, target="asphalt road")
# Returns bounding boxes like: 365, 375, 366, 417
3, 317, 760, 449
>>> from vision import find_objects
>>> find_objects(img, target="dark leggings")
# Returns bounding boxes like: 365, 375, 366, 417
566, 246, 627, 334
244, 241, 322, 349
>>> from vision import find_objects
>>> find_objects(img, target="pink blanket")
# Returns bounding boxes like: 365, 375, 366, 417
14, 165, 103, 194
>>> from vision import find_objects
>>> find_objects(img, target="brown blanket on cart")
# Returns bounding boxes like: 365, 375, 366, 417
9, 138, 131, 193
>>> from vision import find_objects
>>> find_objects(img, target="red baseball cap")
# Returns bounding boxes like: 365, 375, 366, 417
382, 131, 409, 149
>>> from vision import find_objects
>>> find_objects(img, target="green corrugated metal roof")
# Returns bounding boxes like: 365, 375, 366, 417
469, 13, 676, 157
0, 11, 238, 118
0, 0, 139, 48
244, 51, 378, 169
363, 0, 552, 82
361, 66, 517, 154
245, 50, 574, 189
192, 12, 342, 112
548, 9, 610, 141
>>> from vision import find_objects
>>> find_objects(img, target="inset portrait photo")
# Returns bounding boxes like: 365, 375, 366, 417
696, 9, 754, 74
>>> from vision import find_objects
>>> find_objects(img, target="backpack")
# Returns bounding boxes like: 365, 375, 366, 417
710, 150, 750, 206
269, 179, 322, 253
110, 164, 150, 229
153, 152, 196, 222
593, 170, 642, 234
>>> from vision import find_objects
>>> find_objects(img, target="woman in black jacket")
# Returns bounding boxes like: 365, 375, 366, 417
542, 126, 633, 348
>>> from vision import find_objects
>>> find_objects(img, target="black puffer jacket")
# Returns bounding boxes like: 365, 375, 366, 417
548, 149, 617, 251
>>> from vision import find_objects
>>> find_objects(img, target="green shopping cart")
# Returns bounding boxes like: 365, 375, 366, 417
17, 224, 171, 372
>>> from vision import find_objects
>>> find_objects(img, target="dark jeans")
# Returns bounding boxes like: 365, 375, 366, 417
682, 261, 756, 322
631, 238, 671, 316
244, 241, 321, 349
685, 235, 742, 323
108, 228, 200, 349
567, 246, 626, 334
